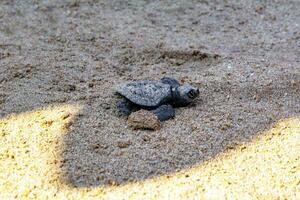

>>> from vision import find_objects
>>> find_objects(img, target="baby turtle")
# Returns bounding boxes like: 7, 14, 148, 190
116, 77, 199, 121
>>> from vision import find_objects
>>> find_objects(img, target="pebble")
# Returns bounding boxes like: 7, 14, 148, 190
117, 141, 131, 148
88, 82, 94, 88
101, 102, 111, 110
63, 84, 76, 92
142, 134, 151, 142
127, 109, 161, 130
61, 113, 71, 120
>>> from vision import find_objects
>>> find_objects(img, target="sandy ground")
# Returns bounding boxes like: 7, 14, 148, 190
0, 0, 299, 199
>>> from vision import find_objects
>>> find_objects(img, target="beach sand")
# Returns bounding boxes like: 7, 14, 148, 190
0, 0, 299, 199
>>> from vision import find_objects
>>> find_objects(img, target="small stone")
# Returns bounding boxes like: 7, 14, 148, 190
61, 113, 71, 120
64, 84, 76, 92
89, 143, 101, 150
142, 134, 151, 142
107, 179, 118, 186
127, 110, 161, 130
63, 121, 73, 129
13, 71, 25, 78
290, 79, 297, 87
219, 122, 232, 131
88, 82, 94, 88
101, 102, 111, 110
117, 141, 131, 148
41, 120, 54, 128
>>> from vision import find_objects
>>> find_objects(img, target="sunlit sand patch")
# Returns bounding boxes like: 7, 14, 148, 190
0, 104, 82, 199
103, 117, 299, 200
0, 106, 299, 199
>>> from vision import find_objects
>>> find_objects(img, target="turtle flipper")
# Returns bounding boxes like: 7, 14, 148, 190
152, 104, 175, 121
161, 77, 180, 88
117, 99, 138, 115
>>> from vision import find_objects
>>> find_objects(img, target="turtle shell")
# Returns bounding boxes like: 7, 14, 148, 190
116, 80, 172, 107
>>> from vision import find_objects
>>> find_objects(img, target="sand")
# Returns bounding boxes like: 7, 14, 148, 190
0, 0, 299, 199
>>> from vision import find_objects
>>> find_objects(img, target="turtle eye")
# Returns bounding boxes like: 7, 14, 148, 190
187, 90, 195, 98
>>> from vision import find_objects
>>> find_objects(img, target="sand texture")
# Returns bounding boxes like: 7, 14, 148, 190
0, 0, 299, 199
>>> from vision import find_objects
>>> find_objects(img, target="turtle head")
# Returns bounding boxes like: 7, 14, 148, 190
174, 84, 199, 106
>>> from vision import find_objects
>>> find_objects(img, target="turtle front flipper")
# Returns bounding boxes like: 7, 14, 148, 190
152, 104, 175, 121
161, 77, 180, 88
117, 99, 139, 115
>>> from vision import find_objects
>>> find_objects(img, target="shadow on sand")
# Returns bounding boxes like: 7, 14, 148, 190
60, 70, 299, 187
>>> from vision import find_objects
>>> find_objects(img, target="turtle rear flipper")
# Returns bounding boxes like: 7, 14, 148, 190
117, 99, 139, 115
